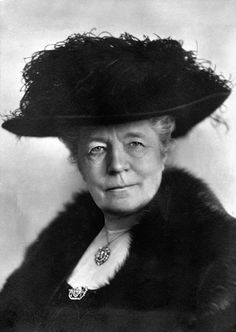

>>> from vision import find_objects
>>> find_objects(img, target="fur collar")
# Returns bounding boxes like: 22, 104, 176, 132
4, 167, 236, 321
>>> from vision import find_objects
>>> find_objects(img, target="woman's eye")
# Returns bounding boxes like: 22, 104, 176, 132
89, 146, 106, 155
129, 141, 144, 148
127, 141, 145, 154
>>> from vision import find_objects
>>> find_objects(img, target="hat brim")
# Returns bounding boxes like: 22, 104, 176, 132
1, 91, 230, 138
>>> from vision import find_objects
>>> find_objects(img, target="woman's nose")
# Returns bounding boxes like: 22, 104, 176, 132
107, 147, 129, 174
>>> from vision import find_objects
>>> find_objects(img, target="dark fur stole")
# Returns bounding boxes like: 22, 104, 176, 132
0, 167, 236, 331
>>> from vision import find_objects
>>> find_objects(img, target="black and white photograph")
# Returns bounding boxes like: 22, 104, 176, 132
0, 1, 236, 331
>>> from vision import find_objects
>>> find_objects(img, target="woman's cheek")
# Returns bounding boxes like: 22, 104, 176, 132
134, 159, 163, 178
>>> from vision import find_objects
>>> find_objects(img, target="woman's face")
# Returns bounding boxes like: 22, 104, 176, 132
77, 120, 165, 216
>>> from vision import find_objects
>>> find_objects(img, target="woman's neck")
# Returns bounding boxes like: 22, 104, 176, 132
104, 212, 140, 231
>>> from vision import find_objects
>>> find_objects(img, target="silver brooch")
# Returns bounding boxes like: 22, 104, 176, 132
94, 245, 111, 266
68, 286, 88, 300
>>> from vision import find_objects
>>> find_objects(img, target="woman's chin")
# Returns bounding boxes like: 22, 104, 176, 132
100, 200, 146, 217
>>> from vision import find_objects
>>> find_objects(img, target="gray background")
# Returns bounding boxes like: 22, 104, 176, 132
0, 0, 236, 289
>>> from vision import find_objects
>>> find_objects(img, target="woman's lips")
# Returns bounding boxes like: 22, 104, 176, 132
106, 184, 135, 192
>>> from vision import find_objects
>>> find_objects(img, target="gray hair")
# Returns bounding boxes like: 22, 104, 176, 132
60, 115, 175, 164
149, 115, 175, 156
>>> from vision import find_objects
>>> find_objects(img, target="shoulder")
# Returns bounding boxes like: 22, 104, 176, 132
162, 167, 223, 206
0, 191, 103, 323
24, 191, 103, 264
159, 168, 236, 314
160, 167, 233, 220
0, 191, 102, 294
158, 167, 236, 257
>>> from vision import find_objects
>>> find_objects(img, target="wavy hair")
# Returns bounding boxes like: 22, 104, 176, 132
60, 115, 175, 164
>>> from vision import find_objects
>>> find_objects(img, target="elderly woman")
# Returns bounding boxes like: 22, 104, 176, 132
0, 33, 235, 332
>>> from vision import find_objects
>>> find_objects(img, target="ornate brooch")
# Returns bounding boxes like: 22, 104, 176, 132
68, 286, 88, 300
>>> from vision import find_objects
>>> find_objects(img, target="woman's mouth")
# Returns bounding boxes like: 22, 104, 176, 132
106, 184, 136, 192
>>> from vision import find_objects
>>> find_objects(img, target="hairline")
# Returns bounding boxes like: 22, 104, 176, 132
59, 115, 175, 163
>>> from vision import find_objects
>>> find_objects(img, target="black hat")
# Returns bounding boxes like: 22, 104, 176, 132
2, 33, 231, 138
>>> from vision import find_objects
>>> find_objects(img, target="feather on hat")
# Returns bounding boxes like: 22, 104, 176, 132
2, 33, 231, 138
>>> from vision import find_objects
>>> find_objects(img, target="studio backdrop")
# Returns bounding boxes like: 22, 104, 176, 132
0, 0, 236, 289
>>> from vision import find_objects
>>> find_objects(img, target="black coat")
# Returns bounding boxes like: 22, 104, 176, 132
0, 168, 236, 332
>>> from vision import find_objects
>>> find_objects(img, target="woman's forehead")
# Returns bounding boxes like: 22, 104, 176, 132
79, 120, 157, 142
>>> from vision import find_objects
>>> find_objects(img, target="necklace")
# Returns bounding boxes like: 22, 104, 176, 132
94, 228, 130, 266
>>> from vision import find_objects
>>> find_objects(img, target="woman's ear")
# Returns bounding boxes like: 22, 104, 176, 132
161, 151, 168, 169
161, 159, 166, 172
162, 139, 175, 168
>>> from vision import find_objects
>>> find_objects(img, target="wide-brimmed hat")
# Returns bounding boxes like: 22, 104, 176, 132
2, 33, 231, 138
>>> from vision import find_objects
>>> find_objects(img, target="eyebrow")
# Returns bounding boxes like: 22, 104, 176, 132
124, 131, 146, 139
82, 130, 147, 144
85, 137, 107, 143
87, 132, 146, 142
86, 130, 146, 138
